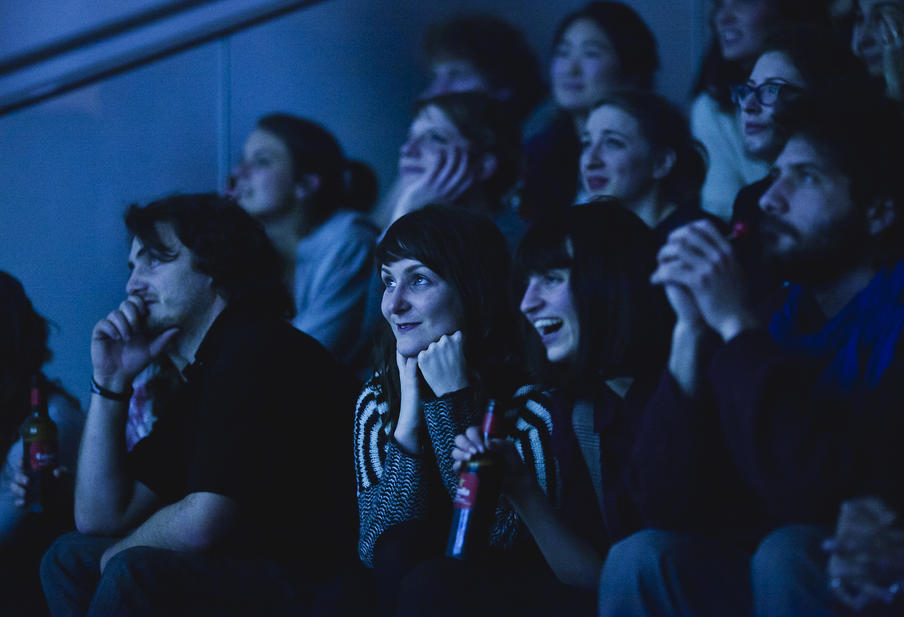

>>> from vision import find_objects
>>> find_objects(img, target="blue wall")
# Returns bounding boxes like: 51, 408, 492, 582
0, 0, 706, 404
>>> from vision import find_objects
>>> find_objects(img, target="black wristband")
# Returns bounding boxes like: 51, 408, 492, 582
90, 377, 132, 402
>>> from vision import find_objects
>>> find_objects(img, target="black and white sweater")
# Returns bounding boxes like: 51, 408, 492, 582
354, 379, 558, 566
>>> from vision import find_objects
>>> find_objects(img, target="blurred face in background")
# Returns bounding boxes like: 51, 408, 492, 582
422, 58, 491, 97
398, 104, 472, 183
736, 51, 806, 160
852, 0, 904, 76
551, 18, 621, 112
713, 0, 776, 62
580, 105, 663, 208
231, 129, 297, 218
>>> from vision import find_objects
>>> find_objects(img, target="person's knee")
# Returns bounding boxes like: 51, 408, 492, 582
605, 528, 690, 574
41, 532, 94, 584
752, 524, 828, 584
100, 546, 168, 587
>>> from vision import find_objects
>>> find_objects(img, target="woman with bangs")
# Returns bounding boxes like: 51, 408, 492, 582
411, 204, 673, 616
353, 205, 555, 617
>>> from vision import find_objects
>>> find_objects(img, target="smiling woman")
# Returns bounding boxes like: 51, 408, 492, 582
228, 113, 379, 369
521, 2, 659, 223
690, 0, 831, 220
394, 205, 674, 615
353, 205, 557, 616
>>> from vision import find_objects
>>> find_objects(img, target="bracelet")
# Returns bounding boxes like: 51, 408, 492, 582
90, 377, 132, 402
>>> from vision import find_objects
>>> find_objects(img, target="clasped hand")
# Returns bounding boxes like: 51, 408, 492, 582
825, 496, 904, 611
650, 220, 757, 341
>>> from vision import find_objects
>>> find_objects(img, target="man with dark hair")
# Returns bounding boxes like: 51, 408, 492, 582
597, 91, 904, 617
40, 194, 357, 616
420, 13, 546, 126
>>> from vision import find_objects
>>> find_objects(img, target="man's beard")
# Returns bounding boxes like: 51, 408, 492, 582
760, 209, 871, 287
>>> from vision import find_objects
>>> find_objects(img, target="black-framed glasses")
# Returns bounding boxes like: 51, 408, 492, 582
730, 82, 803, 107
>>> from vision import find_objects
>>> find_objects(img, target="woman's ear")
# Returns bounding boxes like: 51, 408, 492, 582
652, 148, 676, 181
294, 173, 321, 201
477, 153, 498, 181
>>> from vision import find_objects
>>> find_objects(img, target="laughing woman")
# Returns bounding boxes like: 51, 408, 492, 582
354, 206, 555, 616
399, 205, 673, 617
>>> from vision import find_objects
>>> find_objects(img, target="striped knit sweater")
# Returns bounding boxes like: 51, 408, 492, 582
354, 379, 558, 567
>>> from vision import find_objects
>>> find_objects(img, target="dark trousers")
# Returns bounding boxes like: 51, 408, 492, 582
40, 531, 306, 617
598, 529, 754, 617
599, 526, 893, 617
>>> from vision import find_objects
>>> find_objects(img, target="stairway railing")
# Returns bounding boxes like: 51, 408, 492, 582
0, 0, 325, 117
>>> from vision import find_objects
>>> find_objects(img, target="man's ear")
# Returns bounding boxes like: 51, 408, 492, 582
653, 148, 677, 181
477, 153, 497, 182
294, 174, 321, 201
867, 197, 897, 236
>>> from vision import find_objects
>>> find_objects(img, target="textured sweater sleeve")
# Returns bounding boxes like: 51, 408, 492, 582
423, 385, 559, 550
354, 381, 432, 567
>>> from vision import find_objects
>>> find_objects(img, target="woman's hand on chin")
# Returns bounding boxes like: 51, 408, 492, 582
418, 330, 468, 397
394, 350, 423, 454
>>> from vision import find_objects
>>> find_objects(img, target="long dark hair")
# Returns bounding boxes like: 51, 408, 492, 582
0, 272, 52, 454
373, 206, 522, 422
256, 113, 378, 225
513, 203, 672, 393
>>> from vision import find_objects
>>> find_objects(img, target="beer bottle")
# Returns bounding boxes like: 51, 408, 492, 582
446, 401, 503, 560
21, 377, 59, 513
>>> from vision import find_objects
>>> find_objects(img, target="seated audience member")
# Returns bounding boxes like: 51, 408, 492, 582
419, 13, 546, 127
579, 90, 715, 243
40, 194, 358, 617
852, 0, 904, 100
0, 272, 83, 617
690, 0, 830, 220
598, 87, 904, 615
388, 92, 524, 252
729, 25, 875, 297
354, 206, 555, 617
522, 1, 659, 222
396, 205, 673, 617
229, 113, 379, 368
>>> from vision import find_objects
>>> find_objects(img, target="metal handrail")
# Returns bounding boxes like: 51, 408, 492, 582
0, 0, 214, 77
0, 0, 326, 117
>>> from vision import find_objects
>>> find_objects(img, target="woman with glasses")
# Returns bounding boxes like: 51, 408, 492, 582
728, 25, 875, 297
690, 0, 830, 221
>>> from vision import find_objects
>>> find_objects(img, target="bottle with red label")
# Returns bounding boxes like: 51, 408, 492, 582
21, 377, 59, 514
446, 401, 503, 560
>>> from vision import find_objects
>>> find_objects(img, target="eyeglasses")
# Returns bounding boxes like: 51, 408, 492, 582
730, 82, 803, 107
